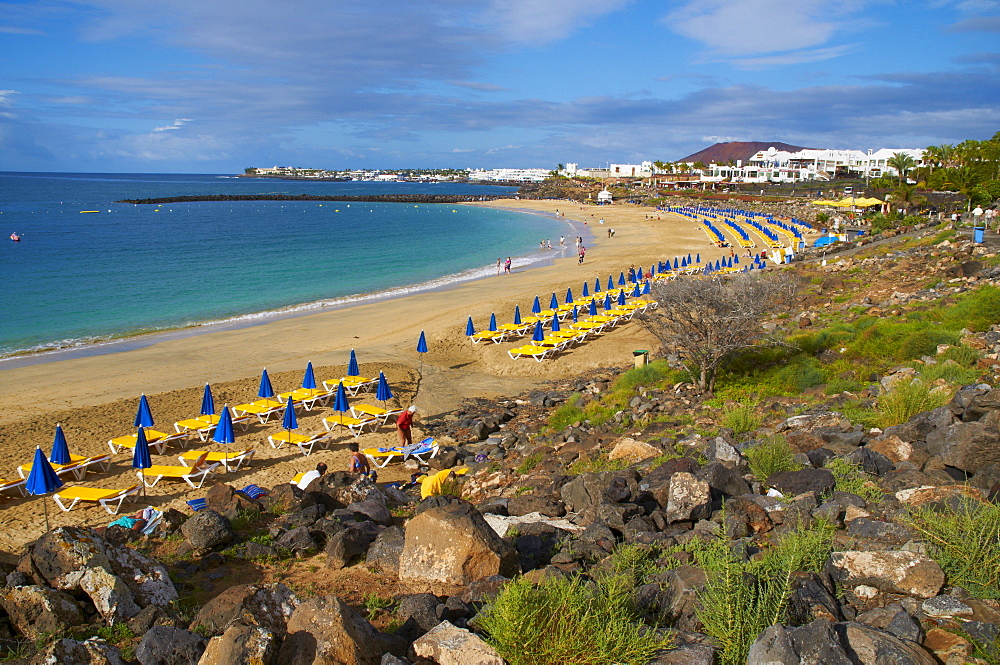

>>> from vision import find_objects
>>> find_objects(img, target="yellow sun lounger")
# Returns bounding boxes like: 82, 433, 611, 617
507, 345, 554, 361
178, 449, 256, 472
53, 484, 140, 515
268, 430, 334, 456
0, 478, 26, 497
470, 330, 506, 344
350, 403, 403, 425
18, 458, 91, 482
108, 430, 187, 455
138, 453, 220, 489
322, 413, 378, 437
323, 376, 378, 396
175, 411, 252, 441
276, 388, 335, 411
233, 400, 286, 424
498, 323, 530, 336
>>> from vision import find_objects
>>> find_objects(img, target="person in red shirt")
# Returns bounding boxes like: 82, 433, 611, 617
396, 405, 416, 446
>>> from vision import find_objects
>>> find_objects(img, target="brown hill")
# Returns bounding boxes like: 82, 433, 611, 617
679, 141, 812, 165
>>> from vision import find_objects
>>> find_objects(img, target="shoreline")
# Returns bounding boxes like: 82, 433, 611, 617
0, 203, 583, 369
0, 199, 757, 547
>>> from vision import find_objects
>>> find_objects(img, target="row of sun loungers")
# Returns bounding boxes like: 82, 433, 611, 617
507, 298, 657, 361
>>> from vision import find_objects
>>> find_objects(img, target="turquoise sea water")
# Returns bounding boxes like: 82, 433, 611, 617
0, 172, 570, 359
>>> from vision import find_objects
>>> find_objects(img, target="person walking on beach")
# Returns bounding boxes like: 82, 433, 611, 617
504, 257, 511, 274
397, 405, 416, 447
578, 246, 586, 264
608, 228, 612, 238
496, 258, 502, 276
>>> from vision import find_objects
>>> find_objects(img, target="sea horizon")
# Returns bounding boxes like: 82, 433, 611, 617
0, 172, 578, 366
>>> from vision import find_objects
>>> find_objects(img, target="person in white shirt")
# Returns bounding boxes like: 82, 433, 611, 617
297, 462, 327, 490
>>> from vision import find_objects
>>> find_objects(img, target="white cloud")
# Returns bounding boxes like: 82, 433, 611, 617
664, 0, 859, 57
152, 118, 193, 132
732, 44, 857, 68
481, 0, 631, 44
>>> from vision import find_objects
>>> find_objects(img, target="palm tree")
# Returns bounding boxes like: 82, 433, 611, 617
887, 152, 917, 185
946, 165, 982, 211
890, 184, 927, 215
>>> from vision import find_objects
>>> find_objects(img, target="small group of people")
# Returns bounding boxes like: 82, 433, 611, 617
495, 257, 512, 275
607, 228, 616, 238
538, 239, 553, 249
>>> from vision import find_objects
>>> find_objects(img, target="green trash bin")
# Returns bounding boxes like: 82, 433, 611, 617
632, 350, 649, 368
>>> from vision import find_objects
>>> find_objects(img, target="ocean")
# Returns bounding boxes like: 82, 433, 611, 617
0, 172, 571, 360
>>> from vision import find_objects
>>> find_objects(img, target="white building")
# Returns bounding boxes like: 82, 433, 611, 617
698, 147, 925, 184
467, 168, 551, 182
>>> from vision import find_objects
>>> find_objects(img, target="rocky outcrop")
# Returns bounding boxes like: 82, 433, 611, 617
399, 500, 518, 593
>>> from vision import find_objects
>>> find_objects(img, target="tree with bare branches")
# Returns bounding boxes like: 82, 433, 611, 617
637, 272, 798, 392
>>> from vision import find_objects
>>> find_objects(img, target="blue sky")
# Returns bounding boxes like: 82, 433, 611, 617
2, 0, 998, 172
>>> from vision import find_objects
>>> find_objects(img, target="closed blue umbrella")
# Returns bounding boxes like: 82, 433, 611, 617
565, 287, 574, 304
50, 424, 71, 465
632, 282, 641, 297
134, 394, 154, 428
532, 321, 545, 342
618, 272, 626, 286
302, 362, 317, 390
347, 349, 360, 377
549, 293, 558, 310
589, 299, 598, 316
376, 371, 393, 406
734, 254, 740, 264
673, 257, 679, 270
643, 280, 651, 295
466, 317, 476, 337
695, 253, 700, 264
531, 296, 541, 314
513, 306, 522, 325
572, 305, 579, 323
582, 282, 589, 298
489, 313, 498, 332
603, 293, 612, 310
332, 381, 350, 413
212, 406, 235, 445
200, 384, 216, 417
551, 316, 561, 332
258, 369, 275, 399
594, 277, 602, 293
681, 256, 687, 268
688, 252, 693, 263
281, 396, 298, 432
132, 426, 152, 498
618, 290, 626, 307
607, 275, 614, 290
26, 446, 63, 530
416, 331, 428, 371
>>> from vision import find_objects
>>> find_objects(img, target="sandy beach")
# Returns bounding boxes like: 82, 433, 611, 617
0, 201, 738, 548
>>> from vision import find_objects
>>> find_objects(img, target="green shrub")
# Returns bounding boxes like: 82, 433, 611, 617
743, 436, 801, 483
824, 375, 864, 395
549, 393, 584, 431
479, 574, 673, 665
824, 458, 883, 503
919, 360, 980, 385
516, 453, 545, 475
696, 522, 834, 665
568, 455, 630, 475
906, 497, 1000, 598
939, 344, 981, 367
721, 403, 763, 435
613, 360, 675, 392
876, 378, 951, 427
897, 328, 960, 360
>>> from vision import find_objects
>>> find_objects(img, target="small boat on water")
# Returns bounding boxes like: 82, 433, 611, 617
9, 232, 20, 242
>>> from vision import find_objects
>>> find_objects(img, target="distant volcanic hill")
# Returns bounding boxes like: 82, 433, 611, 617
678, 141, 813, 164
